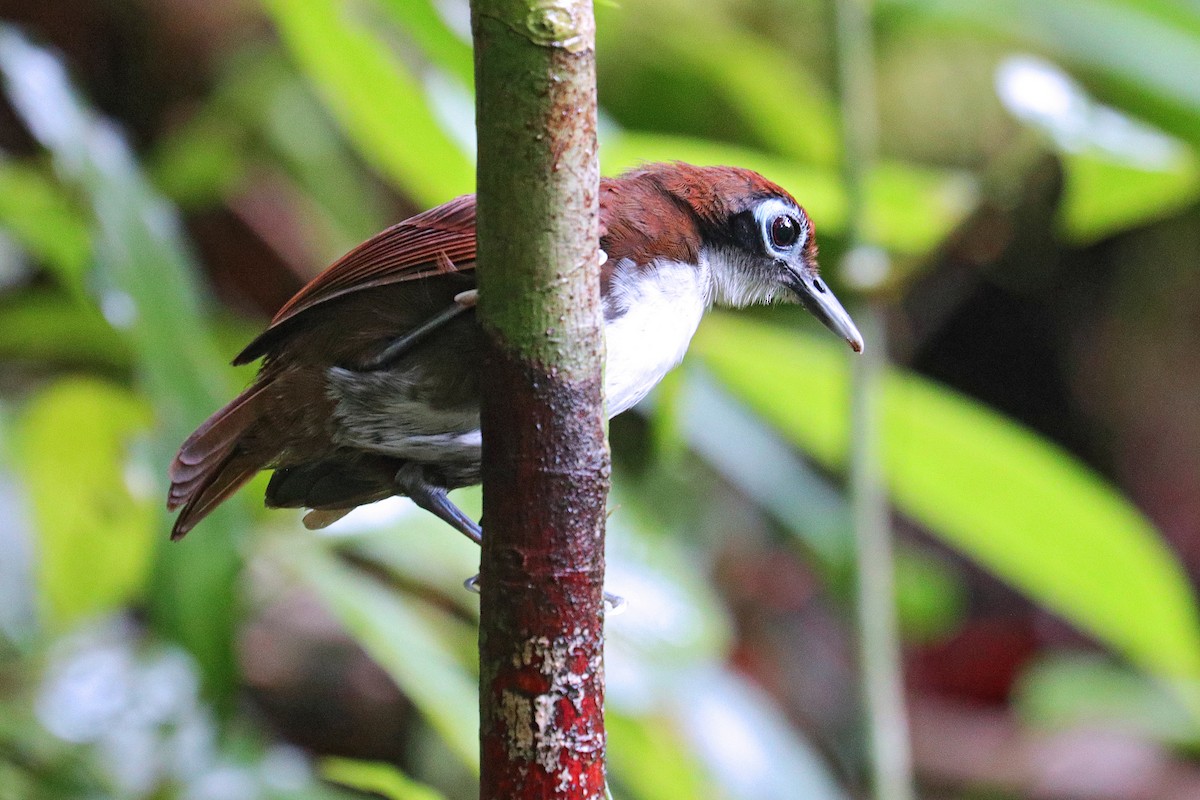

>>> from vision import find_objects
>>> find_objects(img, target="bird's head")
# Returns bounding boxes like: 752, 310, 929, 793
604, 163, 864, 353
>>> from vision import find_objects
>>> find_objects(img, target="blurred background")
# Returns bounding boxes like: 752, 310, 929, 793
1, 0, 1199, 798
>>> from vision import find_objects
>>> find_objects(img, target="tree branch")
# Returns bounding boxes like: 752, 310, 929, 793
470, 1, 608, 798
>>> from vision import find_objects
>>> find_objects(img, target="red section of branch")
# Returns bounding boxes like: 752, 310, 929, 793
478, 353, 609, 799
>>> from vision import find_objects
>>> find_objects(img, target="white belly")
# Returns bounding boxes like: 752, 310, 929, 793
603, 259, 709, 417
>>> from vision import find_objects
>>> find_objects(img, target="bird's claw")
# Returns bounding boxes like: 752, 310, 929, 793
463, 573, 626, 615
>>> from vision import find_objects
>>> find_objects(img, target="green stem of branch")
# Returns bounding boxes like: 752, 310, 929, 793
833, 0, 916, 798
849, 307, 914, 800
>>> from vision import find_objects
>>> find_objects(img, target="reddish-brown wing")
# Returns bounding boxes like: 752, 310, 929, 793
233, 178, 640, 366
235, 193, 479, 364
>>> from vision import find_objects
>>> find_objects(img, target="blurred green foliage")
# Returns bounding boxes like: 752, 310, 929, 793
322, 758, 450, 800
262, 0, 474, 205
16, 379, 153, 628
695, 316, 1200, 688
0, 0, 1198, 797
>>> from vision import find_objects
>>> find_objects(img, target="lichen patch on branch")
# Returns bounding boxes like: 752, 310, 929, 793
498, 629, 605, 780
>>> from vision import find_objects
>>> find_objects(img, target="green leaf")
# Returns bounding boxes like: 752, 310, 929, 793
0, 27, 246, 700
15, 379, 155, 628
595, 0, 839, 166
878, 0, 1200, 149
277, 539, 480, 770
0, 291, 129, 370
150, 45, 393, 251
0, 159, 91, 293
893, 548, 967, 643
262, 0, 474, 205
373, 0, 474, 87
606, 712, 716, 800
149, 112, 247, 208
1060, 145, 1200, 243
603, 132, 977, 257
692, 314, 1200, 687
321, 758, 449, 800
1013, 654, 1200, 745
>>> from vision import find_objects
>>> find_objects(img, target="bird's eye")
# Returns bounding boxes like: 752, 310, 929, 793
770, 215, 800, 249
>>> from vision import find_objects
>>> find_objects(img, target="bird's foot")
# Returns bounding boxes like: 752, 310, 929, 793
463, 574, 626, 615
394, 464, 482, 544
394, 466, 623, 613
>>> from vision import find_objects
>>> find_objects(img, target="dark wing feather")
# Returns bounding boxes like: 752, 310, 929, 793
234, 183, 623, 366
234, 193, 478, 365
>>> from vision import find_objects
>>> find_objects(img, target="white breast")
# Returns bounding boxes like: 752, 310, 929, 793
329, 257, 710, 464
603, 258, 710, 417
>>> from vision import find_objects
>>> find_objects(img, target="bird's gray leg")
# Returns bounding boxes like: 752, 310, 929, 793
390, 370, 625, 611
394, 463, 482, 544
361, 289, 477, 372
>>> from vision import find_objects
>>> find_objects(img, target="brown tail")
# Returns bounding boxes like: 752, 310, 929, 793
167, 381, 275, 540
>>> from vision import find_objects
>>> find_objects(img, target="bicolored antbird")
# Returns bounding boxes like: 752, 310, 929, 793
168, 162, 863, 541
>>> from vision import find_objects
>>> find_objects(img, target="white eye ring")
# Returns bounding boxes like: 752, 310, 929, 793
754, 198, 807, 255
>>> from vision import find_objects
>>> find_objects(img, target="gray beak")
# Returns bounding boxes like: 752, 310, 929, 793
790, 274, 865, 353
